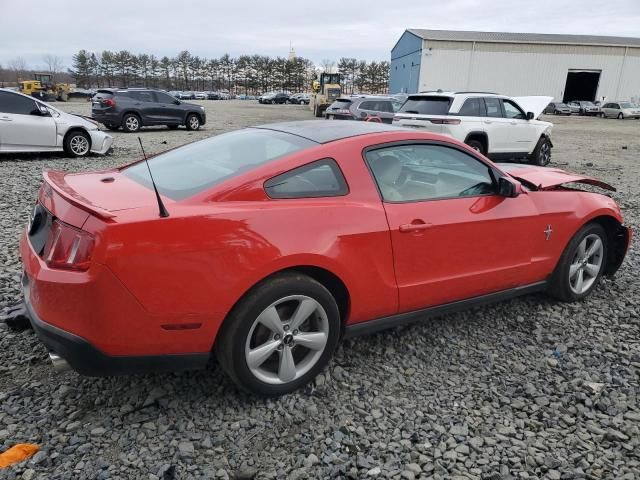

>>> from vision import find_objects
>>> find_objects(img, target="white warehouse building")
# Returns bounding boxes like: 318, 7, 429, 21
390, 29, 640, 103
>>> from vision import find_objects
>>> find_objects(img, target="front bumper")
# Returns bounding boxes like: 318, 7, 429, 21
22, 273, 209, 376
88, 130, 113, 154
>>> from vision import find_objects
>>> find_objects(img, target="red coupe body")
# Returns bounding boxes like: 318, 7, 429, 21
20, 121, 631, 380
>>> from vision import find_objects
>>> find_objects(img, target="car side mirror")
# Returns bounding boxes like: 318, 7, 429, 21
498, 177, 519, 198
526, 111, 535, 120
33, 104, 50, 116
174, 100, 180, 105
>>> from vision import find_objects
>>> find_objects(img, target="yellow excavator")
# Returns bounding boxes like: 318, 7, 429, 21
19, 73, 70, 101
310, 73, 341, 117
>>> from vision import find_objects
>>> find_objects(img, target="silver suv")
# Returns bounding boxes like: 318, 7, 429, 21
325, 96, 403, 123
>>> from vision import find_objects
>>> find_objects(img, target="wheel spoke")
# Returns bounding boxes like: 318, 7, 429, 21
577, 239, 587, 258
278, 348, 296, 382
257, 306, 284, 335
575, 269, 584, 293
246, 340, 280, 369
586, 238, 602, 259
584, 263, 600, 277
569, 263, 581, 279
295, 332, 327, 351
289, 298, 317, 331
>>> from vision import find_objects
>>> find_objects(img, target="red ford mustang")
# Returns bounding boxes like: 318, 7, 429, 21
20, 121, 631, 395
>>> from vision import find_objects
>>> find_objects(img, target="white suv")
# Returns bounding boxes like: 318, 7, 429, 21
393, 92, 553, 166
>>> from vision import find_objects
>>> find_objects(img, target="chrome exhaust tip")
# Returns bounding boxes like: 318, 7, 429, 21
49, 352, 71, 373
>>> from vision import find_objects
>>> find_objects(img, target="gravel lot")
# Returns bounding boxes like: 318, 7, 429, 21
0, 102, 638, 480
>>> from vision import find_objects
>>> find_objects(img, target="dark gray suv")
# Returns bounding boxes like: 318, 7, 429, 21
325, 96, 403, 123
91, 88, 206, 132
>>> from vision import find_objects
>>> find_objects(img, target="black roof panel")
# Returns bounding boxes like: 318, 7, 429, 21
252, 120, 408, 144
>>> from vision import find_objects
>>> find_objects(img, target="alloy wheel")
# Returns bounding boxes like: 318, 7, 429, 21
569, 234, 604, 294
244, 295, 329, 385
189, 116, 200, 129
69, 135, 90, 156
125, 116, 139, 131
539, 142, 551, 166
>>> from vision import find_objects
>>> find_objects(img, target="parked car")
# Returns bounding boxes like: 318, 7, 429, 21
207, 92, 222, 100
325, 96, 403, 123
601, 101, 640, 119
259, 92, 290, 104
544, 102, 572, 115
392, 92, 553, 165
0, 88, 112, 157
567, 101, 600, 116
91, 88, 206, 132
194, 92, 207, 100
178, 91, 195, 100
167, 91, 181, 99
289, 93, 311, 105
20, 120, 631, 395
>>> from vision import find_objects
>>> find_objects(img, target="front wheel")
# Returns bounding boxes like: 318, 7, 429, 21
215, 273, 340, 396
63, 131, 91, 157
530, 136, 551, 166
186, 114, 200, 131
549, 223, 607, 302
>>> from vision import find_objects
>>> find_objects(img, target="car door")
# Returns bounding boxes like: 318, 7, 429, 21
364, 143, 539, 313
152, 91, 183, 124
502, 99, 538, 154
0, 91, 56, 151
128, 91, 157, 124
482, 97, 511, 153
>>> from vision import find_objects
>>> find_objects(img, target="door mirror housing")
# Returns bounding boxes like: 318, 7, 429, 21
498, 177, 519, 198
34, 103, 50, 116
526, 111, 535, 120
173, 100, 181, 105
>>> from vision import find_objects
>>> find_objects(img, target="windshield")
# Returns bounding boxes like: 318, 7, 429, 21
620, 102, 632, 108
399, 96, 452, 115
123, 129, 316, 200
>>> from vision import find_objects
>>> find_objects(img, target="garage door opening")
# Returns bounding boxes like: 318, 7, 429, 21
563, 70, 601, 103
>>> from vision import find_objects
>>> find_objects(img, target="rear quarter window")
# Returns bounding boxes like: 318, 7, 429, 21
399, 96, 452, 115
264, 159, 348, 199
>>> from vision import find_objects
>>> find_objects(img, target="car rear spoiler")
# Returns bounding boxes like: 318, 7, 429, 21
43, 170, 115, 219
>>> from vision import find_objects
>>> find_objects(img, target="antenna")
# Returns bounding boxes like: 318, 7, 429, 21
138, 137, 169, 218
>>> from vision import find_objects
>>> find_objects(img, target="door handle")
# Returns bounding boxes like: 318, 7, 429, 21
510, 121, 517, 125
134, 103, 142, 106
399, 221, 432, 233
0, 117, 12, 121
483, 120, 492, 124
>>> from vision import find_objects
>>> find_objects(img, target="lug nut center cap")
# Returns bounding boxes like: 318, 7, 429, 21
283, 334, 294, 347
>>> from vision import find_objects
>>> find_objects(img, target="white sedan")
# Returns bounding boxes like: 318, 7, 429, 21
0, 89, 113, 157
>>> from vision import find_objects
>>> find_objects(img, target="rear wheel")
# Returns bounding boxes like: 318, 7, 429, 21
549, 223, 607, 302
215, 273, 340, 396
122, 113, 141, 133
186, 114, 200, 131
63, 130, 91, 157
465, 139, 486, 155
530, 136, 551, 166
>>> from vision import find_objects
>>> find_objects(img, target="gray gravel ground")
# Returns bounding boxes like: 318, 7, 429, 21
0, 102, 638, 479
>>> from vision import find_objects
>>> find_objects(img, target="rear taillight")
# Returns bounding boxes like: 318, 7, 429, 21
428, 118, 461, 125
102, 98, 116, 108
43, 220, 95, 271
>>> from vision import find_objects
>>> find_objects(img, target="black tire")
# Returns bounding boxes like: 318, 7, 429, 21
167, 125, 179, 130
106, 125, 120, 131
465, 139, 486, 155
122, 113, 141, 133
548, 223, 608, 302
63, 130, 91, 157
215, 272, 341, 396
530, 136, 551, 166
185, 114, 200, 131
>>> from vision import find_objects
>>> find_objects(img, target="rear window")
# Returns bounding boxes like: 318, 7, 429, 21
399, 96, 452, 115
94, 90, 114, 99
328, 99, 352, 109
123, 129, 316, 200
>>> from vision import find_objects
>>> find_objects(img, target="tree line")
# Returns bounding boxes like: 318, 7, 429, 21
69, 50, 390, 94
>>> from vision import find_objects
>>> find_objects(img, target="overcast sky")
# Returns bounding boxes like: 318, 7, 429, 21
1, 0, 639, 69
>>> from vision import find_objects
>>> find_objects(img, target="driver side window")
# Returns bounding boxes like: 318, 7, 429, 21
365, 144, 496, 202
502, 100, 526, 119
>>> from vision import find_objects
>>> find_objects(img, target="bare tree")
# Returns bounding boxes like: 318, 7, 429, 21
8, 57, 27, 82
320, 59, 336, 73
43, 54, 64, 80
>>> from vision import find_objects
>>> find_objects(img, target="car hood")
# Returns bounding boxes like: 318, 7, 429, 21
496, 164, 616, 191
512, 96, 554, 118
